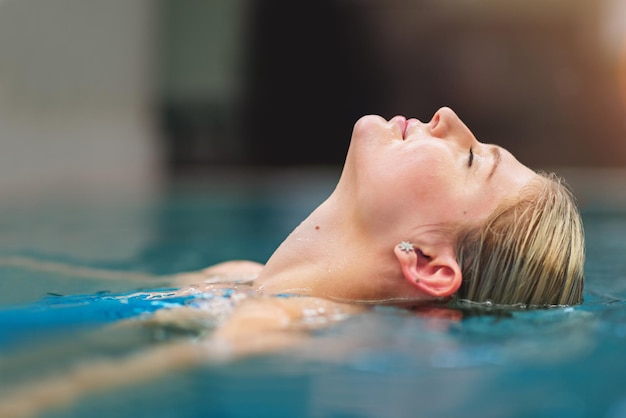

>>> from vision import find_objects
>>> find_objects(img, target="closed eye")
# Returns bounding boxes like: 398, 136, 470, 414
468, 147, 474, 167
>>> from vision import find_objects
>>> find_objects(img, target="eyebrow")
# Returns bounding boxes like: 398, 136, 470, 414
487, 146, 501, 180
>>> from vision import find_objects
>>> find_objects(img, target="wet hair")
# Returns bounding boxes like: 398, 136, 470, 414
455, 172, 585, 307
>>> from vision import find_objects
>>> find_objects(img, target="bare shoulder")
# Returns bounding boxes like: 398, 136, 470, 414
209, 295, 366, 357
173, 260, 264, 286
266, 296, 366, 320
201, 260, 264, 275
215, 295, 366, 337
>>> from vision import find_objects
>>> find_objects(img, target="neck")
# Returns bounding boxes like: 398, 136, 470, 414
254, 195, 354, 297
254, 195, 427, 304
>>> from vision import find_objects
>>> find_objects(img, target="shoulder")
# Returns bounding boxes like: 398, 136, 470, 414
201, 260, 264, 276
173, 260, 264, 286
212, 295, 366, 345
225, 295, 366, 333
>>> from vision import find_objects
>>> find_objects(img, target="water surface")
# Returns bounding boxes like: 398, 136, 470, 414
1, 169, 625, 418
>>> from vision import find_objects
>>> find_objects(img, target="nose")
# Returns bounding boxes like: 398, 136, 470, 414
430, 107, 477, 147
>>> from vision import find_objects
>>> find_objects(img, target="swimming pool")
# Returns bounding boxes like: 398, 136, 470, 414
1, 168, 625, 418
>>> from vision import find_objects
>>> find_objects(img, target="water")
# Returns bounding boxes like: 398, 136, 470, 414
0, 169, 625, 418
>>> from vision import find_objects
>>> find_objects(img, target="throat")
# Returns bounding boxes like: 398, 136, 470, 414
254, 208, 355, 297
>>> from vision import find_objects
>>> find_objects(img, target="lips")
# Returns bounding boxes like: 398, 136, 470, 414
401, 118, 409, 139
390, 116, 408, 139
403, 118, 421, 139
392, 115, 423, 139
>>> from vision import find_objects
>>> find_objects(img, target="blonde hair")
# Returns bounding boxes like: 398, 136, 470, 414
455, 172, 585, 307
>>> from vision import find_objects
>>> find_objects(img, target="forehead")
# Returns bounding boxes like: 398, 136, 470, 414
459, 147, 537, 222
496, 146, 537, 190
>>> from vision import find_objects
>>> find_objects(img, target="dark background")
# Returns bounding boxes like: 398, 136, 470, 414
0, 0, 624, 199
158, 0, 626, 172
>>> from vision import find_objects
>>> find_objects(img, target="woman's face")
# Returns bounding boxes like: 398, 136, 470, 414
339, 107, 537, 236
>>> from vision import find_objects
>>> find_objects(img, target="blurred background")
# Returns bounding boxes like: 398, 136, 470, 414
0, 0, 625, 273
1, 0, 625, 194
2, 5, 626, 417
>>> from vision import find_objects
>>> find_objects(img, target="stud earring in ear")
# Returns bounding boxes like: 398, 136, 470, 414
398, 241, 414, 253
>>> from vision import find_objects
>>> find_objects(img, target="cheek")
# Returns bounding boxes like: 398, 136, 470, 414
407, 155, 460, 201
454, 189, 503, 224
382, 149, 453, 196
364, 160, 459, 224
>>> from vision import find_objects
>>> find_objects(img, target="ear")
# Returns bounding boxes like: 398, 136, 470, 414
393, 243, 462, 298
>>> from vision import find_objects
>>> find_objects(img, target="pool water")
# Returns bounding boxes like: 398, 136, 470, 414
1, 169, 625, 418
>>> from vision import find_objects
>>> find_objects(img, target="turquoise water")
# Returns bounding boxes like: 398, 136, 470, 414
1, 171, 625, 418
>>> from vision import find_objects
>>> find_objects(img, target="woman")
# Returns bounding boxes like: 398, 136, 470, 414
199, 106, 584, 306
0, 107, 585, 417
153, 105, 584, 353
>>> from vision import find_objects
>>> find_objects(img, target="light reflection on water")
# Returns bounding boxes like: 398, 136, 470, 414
0, 169, 625, 418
